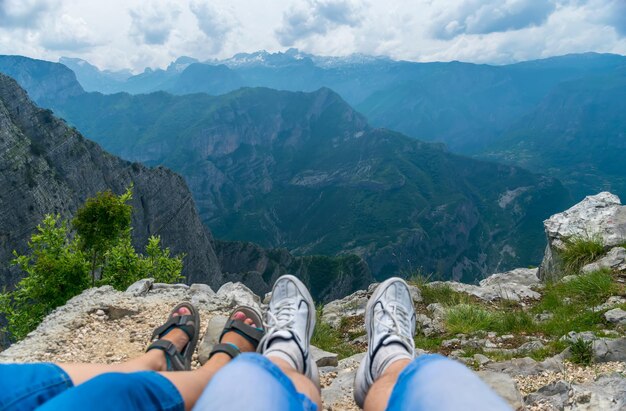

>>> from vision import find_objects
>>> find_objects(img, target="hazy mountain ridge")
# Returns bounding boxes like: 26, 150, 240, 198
0, 58, 571, 282
54, 51, 626, 201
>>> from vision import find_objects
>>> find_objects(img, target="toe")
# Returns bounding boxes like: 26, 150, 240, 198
173, 306, 191, 317
232, 311, 246, 321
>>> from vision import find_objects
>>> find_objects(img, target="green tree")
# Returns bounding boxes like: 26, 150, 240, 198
0, 215, 90, 340
141, 235, 185, 284
73, 187, 132, 284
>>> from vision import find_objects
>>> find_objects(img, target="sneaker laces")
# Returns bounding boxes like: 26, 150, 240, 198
266, 299, 297, 333
376, 302, 413, 348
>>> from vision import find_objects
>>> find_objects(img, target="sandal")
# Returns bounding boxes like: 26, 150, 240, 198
209, 306, 265, 360
146, 302, 200, 371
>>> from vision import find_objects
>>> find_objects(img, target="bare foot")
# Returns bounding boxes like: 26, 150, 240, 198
151, 306, 193, 371
219, 311, 259, 353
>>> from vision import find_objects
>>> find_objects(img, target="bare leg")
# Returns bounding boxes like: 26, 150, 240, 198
363, 358, 411, 411
56, 306, 194, 385
160, 325, 256, 411
267, 356, 321, 410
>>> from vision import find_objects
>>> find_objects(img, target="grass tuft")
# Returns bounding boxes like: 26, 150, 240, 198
310, 307, 363, 359
560, 236, 605, 274
444, 304, 535, 335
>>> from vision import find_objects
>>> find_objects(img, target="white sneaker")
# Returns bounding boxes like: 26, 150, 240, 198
259, 274, 319, 388
354, 278, 416, 408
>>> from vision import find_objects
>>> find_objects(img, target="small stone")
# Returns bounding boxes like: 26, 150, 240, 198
95, 309, 105, 316
474, 353, 491, 366
603, 308, 626, 326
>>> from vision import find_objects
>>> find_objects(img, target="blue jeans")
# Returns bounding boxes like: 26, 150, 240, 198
0, 363, 183, 411
0, 354, 509, 410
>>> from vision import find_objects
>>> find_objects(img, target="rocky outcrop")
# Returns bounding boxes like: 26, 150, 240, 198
539, 192, 626, 281
0, 73, 222, 291
582, 247, 626, 274
430, 267, 542, 302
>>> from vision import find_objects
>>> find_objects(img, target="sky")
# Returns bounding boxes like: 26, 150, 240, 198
0, 0, 625, 72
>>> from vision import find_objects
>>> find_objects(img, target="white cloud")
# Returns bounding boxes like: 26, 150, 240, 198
428, 0, 557, 40
0, 0, 624, 72
39, 13, 98, 51
276, 0, 365, 46
0, 0, 53, 28
129, 1, 181, 45
189, 0, 235, 53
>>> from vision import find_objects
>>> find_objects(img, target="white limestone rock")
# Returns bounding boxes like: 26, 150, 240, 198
538, 192, 626, 281
582, 247, 626, 274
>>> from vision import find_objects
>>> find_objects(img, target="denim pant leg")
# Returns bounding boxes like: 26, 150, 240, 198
386, 354, 512, 411
193, 353, 317, 411
38, 371, 184, 411
0, 363, 73, 411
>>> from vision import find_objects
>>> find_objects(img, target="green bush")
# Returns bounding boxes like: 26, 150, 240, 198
560, 236, 605, 274
0, 215, 90, 340
569, 338, 593, 365
100, 234, 184, 291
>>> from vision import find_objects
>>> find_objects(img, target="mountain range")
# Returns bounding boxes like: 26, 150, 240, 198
0, 70, 376, 302
59, 50, 626, 200
0, 55, 570, 283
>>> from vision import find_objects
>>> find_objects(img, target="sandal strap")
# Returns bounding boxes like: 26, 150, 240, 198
219, 319, 264, 348
151, 314, 196, 341
209, 343, 241, 360
146, 340, 185, 371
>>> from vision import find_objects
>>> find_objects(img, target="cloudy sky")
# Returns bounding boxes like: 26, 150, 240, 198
0, 0, 625, 72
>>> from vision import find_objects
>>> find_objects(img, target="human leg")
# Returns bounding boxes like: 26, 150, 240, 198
39, 308, 262, 411
379, 354, 512, 411
193, 353, 318, 411
56, 303, 199, 385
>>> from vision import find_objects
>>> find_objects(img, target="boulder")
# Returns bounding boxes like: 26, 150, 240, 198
567, 373, 626, 410
582, 247, 626, 273
479, 268, 540, 287
592, 337, 626, 362
125, 278, 154, 296
477, 371, 523, 410
197, 315, 229, 365
538, 192, 626, 281
216, 282, 261, 309
525, 380, 571, 410
311, 346, 339, 367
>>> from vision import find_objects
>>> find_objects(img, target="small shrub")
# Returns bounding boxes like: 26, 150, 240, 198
560, 236, 605, 274
569, 338, 593, 365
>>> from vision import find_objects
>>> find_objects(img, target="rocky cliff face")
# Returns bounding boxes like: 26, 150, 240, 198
0, 73, 222, 290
